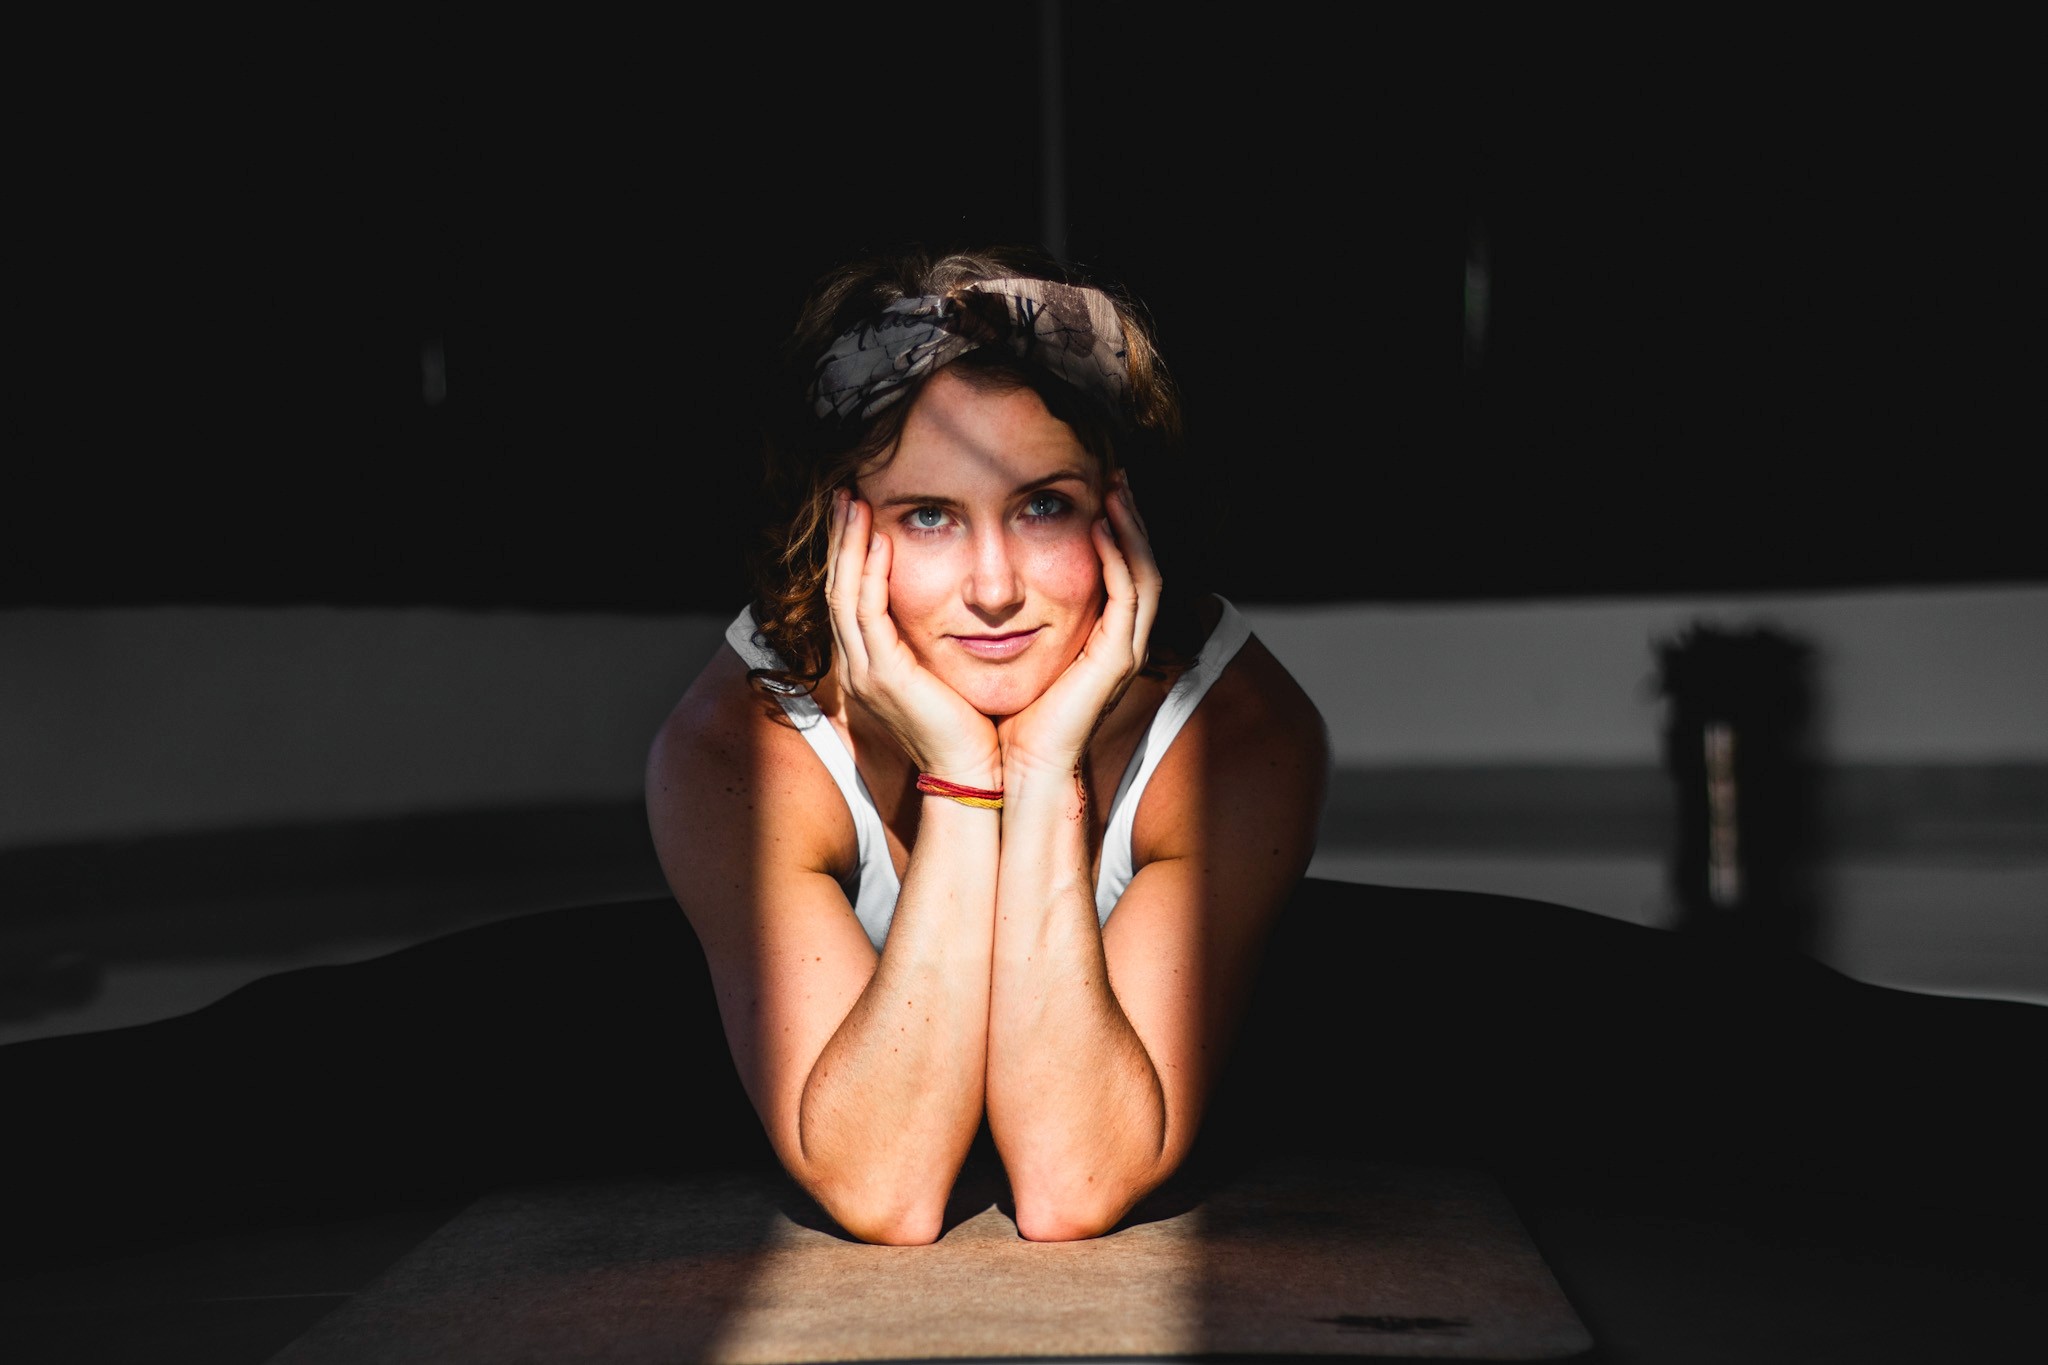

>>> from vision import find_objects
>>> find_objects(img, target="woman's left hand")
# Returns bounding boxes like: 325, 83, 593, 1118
997, 475, 1161, 777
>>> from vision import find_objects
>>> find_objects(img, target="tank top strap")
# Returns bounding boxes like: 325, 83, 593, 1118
722, 610, 900, 948
1093, 597, 1254, 921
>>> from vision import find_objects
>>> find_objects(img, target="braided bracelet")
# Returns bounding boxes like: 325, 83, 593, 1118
915, 774, 1005, 810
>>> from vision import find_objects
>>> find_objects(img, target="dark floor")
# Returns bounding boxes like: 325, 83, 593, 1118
1505, 1175, 2048, 1365
0, 1201, 465, 1365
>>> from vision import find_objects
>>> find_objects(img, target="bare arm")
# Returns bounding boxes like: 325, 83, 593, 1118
649, 485, 1019, 1244
987, 636, 1328, 1240
645, 649, 997, 1246
985, 482, 1331, 1239
797, 789, 999, 1243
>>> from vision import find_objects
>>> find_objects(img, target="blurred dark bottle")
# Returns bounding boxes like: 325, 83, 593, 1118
1655, 622, 1820, 954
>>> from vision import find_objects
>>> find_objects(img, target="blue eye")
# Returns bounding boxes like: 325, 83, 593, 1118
1024, 492, 1070, 520
909, 507, 950, 531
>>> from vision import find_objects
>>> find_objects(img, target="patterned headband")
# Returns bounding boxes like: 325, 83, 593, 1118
809, 277, 1130, 421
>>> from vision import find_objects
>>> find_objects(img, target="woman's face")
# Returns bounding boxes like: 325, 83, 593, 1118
855, 366, 1108, 719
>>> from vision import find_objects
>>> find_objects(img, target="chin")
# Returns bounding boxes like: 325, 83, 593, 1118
921, 654, 1057, 719
951, 670, 1050, 720
921, 626, 1091, 719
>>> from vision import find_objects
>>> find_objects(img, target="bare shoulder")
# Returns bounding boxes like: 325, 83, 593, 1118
644, 646, 858, 942
1174, 629, 1332, 803
1133, 628, 1332, 866
1208, 631, 1330, 767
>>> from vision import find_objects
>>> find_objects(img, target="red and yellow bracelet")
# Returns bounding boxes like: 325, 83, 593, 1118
915, 774, 1005, 810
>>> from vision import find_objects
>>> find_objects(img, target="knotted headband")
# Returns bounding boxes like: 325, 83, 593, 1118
809, 277, 1130, 421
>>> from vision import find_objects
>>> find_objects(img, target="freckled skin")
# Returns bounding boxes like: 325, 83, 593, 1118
856, 375, 1108, 721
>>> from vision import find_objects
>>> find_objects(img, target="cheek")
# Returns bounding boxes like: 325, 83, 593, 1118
881, 539, 954, 623
1024, 535, 1105, 604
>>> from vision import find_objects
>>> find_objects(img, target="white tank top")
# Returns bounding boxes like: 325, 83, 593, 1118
723, 598, 1253, 950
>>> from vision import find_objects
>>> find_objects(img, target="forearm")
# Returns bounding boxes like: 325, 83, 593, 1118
795, 798, 998, 1243
985, 759, 1169, 1241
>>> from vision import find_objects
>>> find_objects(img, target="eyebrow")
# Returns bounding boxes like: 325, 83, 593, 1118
869, 468, 1093, 511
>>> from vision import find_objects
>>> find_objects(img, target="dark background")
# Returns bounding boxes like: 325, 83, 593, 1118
12, 9, 2041, 613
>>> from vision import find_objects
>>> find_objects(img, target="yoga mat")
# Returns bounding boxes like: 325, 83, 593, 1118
266, 1156, 1593, 1363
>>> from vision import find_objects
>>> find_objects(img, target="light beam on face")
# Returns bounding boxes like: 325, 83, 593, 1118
857, 369, 1109, 720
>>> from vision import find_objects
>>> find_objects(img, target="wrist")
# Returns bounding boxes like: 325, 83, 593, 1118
1001, 742, 1085, 787
913, 756, 1003, 793
1000, 752, 1088, 811
915, 773, 1005, 810
908, 737, 1002, 795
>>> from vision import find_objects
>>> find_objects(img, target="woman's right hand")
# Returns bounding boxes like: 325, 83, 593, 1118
827, 490, 1001, 783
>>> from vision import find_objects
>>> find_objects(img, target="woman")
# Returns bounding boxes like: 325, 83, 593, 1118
644, 244, 1330, 1244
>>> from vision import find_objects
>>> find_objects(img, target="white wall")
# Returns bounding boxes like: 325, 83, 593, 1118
4, 584, 2045, 851
1241, 583, 2048, 766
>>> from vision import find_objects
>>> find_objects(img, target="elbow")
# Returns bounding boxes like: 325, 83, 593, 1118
1004, 1125, 1186, 1242
808, 1179, 949, 1247
1009, 1178, 1144, 1243
836, 1207, 946, 1247
1013, 1205, 1121, 1243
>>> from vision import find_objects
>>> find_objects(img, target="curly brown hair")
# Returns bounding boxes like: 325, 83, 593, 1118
744, 243, 1201, 695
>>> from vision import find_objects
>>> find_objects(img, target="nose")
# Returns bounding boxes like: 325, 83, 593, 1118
962, 524, 1025, 620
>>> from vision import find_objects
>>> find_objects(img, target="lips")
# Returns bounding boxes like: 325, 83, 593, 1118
952, 628, 1041, 661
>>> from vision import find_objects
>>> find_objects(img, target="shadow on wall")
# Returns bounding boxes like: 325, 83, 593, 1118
1656, 621, 1820, 957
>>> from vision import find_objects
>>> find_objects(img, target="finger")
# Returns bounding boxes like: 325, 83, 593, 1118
1091, 515, 1143, 671
827, 488, 866, 608
824, 488, 846, 595
855, 525, 895, 646
828, 495, 872, 676
1104, 484, 1162, 656
1107, 479, 1162, 591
